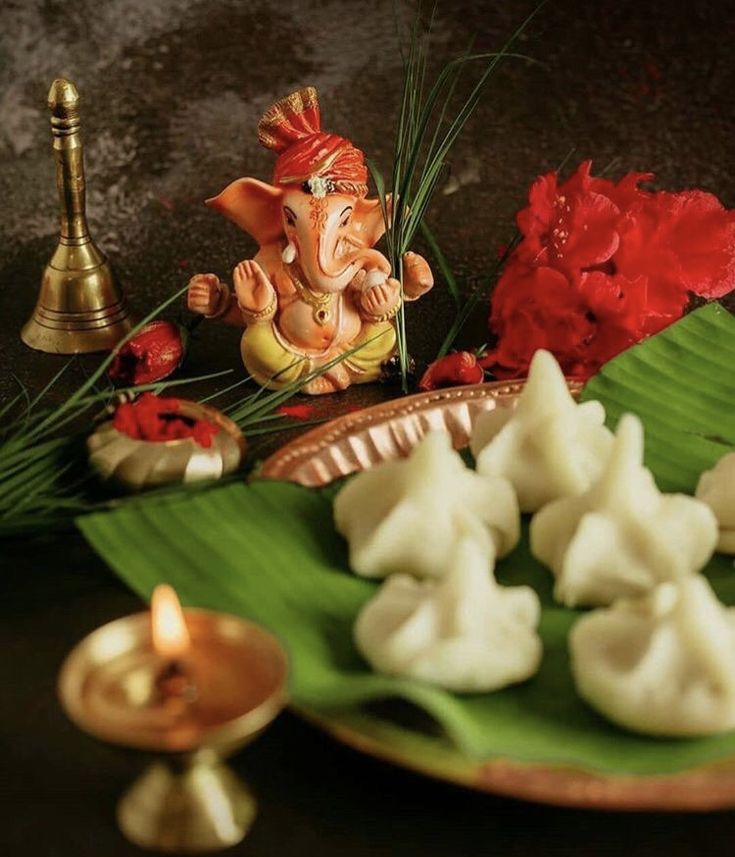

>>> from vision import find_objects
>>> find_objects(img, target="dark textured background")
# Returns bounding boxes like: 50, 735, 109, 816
2, 1, 735, 854
3, 0, 735, 409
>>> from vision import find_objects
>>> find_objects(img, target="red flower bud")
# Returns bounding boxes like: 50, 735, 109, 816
108, 320, 185, 386
419, 352, 485, 392
112, 393, 219, 448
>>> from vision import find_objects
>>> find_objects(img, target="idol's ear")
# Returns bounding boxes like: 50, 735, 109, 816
206, 178, 284, 247
353, 193, 392, 247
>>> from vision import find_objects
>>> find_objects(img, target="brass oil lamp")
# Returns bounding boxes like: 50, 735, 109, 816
58, 585, 288, 852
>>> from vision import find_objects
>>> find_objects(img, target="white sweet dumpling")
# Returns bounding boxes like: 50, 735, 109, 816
472, 349, 613, 512
696, 452, 735, 554
334, 431, 519, 580
354, 537, 542, 692
531, 414, 719, 607
468, 399, 516, 459
570, 577, 735, 736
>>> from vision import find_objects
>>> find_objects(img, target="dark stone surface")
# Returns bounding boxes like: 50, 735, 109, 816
2, 0, 735, 854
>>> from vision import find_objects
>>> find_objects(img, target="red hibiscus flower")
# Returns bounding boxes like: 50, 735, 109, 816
113, 393, 219, 448
419, 351, 485, 391
108, 321, 186, 386
485, 161, 735, 380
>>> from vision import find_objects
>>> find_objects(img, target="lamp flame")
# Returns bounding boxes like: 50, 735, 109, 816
151, 584, 191, 659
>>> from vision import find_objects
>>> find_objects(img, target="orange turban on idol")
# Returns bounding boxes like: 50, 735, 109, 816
257, 87, 368, 196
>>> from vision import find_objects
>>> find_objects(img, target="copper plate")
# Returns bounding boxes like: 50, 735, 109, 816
261, 381, 735, 812
260, 380, 559, 485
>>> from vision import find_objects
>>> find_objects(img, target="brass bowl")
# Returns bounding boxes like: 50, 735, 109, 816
88, 400, 246, 492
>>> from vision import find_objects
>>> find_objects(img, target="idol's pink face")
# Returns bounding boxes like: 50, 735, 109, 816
206, 176, 392, 293
280, 188, 391, 293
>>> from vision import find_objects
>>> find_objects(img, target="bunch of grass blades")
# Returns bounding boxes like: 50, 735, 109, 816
369, 2, 543, 390
0, 286, 368, 537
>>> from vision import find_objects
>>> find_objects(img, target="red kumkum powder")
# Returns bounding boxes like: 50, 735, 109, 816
113, 393, 219, 449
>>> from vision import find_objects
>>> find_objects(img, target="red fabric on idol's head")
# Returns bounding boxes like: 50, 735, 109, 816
257, 87, 368, 189
272, 133, 368, 187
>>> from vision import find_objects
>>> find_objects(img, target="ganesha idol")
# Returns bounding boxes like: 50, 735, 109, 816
187, 87, 434, 394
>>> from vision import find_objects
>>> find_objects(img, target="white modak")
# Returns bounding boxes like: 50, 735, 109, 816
471, 349, 613, 513
334, 431, 519, 580
354, 537, 542, 693
530, 414, 718, 607
696, 451, 735, 554
571, 577, 735, 736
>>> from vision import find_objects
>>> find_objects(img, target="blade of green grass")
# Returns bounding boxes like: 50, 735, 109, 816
377, 1, 545, 390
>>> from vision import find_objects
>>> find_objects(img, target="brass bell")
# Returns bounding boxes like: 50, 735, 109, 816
21, 79, 132, 354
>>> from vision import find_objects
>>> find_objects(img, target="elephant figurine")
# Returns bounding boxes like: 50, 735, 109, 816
187, 87, 433, 394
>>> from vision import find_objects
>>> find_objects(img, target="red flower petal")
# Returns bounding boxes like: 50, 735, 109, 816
578, 271, 680, 367
487, 264, 594, 378
658, 191, 735, 298
615, 190, 735, 306
514, 160, 622, 273
556, 189, 621, 269
276, 404, 317, 420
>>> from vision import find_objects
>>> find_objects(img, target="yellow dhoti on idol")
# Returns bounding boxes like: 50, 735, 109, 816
241, 320, 396, 390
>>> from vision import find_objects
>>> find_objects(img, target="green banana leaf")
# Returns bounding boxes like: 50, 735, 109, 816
78, 303, 735, 777
582, 302, 735, 492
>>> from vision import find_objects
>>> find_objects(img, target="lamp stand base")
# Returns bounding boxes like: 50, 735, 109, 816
117, 753, 256, 853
